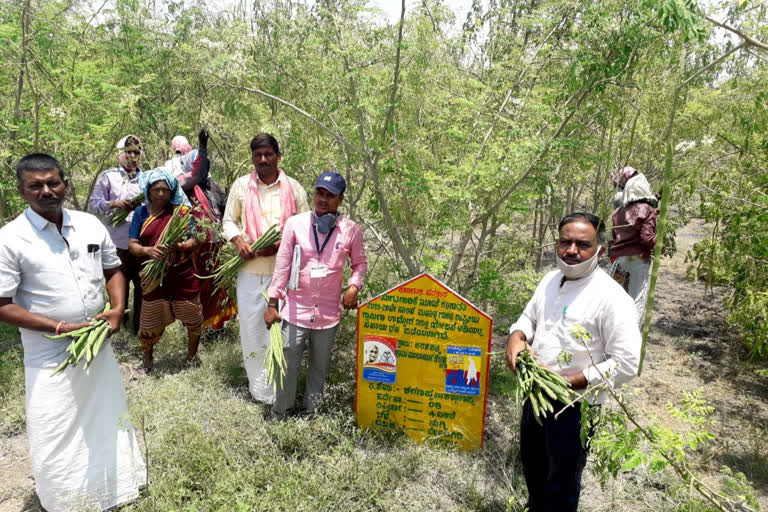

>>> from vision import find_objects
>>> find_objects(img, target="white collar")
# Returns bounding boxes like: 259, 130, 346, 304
25, 207, 73, 232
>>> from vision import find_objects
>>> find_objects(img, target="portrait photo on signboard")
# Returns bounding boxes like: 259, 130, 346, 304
362, 335, 398, 384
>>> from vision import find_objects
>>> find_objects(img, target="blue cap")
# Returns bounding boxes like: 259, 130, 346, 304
313, 171, 346, 195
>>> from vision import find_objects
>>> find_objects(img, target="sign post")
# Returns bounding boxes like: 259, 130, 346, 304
355, 273, 492, 450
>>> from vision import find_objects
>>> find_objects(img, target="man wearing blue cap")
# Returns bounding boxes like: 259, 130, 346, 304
264, 171, 367, 416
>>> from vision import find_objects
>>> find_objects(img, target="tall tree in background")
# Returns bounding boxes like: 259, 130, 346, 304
1, 0, 766, 351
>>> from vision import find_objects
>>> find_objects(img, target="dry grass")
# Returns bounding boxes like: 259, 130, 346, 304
1, 220, 768, 511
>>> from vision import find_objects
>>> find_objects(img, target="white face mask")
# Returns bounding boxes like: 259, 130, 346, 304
556, 246, 602, 280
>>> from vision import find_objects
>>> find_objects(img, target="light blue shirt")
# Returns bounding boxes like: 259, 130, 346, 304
0, 208, 121, 368
88, 167, 143, 249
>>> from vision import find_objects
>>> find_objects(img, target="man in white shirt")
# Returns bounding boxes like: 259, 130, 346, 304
222, 133, 309, 403
505, 212, 641, 512
0, 153, 146, 511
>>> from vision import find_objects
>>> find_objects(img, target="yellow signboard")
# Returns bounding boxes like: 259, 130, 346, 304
355, 273, 492, 450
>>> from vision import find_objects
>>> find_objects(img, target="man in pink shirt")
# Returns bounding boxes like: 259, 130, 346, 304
264, 171, 367, 416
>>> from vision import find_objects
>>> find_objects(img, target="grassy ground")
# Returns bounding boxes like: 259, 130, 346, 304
1, 220, 767, 511
0, 323, 24, 436
1, 318, 530, 512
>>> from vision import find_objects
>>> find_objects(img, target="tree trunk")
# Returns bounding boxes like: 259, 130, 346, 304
13, 0, 31, 121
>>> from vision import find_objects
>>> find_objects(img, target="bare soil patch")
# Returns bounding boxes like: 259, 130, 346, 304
580, 218, 768, 511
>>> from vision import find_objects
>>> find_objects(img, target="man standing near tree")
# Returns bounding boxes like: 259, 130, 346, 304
222, 133, 309, 404
0, 153, 146, 511
264, 171, 367, 417
505, 212, 641, 512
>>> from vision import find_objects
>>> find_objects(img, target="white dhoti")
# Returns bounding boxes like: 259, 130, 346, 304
236, 271, 276, 403
611, 254, 651, 324
25, 341, 146, 512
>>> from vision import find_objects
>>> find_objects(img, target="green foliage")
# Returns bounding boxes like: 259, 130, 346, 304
588, 388, 755, 508
656, 0, 709, 42
685, 237, 731, 286
728, 289, 768, 359
587, 395, 649, 483
0, 324, 25, 436
686, 66, 768, 359
472, 266, 540, 335
1, 0, 767, 509
720, 465, 761, 510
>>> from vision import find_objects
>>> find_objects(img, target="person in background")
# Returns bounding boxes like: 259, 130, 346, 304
165, 134, 193, 176
177, 129, 228, 222
128, 169, 202, 374
506, 212, 641, 512
609, 166, 658, 323
222, 133, 309, 403
0, 153, 146, 511
264, 171, 367, 417
88, 134, 145, 334
177, 129, 236, 331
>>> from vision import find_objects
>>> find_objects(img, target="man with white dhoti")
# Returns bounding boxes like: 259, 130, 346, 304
222, 133, 309, 403
0, 153, 146, 511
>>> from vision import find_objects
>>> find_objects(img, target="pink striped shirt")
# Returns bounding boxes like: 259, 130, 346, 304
268, 212, 367, 329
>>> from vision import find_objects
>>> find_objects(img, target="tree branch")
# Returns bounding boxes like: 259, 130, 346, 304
213, 74, 363, 157
705, 15, 768, 52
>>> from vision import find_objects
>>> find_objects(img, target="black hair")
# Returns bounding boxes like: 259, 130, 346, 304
250, 133, 281, 154
558, 211, 606, 244
123, 136, 141, 150
16, 153, 65, 183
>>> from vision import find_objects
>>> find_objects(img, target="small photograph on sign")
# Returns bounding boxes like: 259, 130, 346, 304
445, 346, 482, 396
362, 335, 398, 384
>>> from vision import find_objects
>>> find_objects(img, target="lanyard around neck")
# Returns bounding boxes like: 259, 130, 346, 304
312, 224, 335, 256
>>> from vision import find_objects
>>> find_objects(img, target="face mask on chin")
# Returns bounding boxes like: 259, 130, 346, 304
314, 212, 338, 233
556, 246, 602, 280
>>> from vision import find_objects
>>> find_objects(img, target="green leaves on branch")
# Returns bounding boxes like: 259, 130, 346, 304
656, 0, 709, 42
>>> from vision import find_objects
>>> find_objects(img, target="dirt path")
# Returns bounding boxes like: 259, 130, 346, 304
581, 218, 768, 511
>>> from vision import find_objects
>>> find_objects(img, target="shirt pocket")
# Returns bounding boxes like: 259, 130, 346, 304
327, 240, 350, 270
76, 242, 106, 288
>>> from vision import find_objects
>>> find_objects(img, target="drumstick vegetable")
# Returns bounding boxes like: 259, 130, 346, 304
46, 304, 129, 376
261, 290, 287, 391
140, 206, 191, 293
110, 192, 145, 227
198, 224, 281, 294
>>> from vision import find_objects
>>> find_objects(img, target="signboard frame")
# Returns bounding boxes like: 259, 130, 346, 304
354, 272, 493, 449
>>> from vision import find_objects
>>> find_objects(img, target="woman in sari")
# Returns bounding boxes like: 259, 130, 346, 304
128, 168, 202, 374
178, 131, 237, 331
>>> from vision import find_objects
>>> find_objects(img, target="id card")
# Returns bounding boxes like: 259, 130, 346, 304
310, 265, 328, 278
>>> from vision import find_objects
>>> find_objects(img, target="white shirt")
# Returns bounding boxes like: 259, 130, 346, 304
509, 267, 641, 404
0, 208, 121, 368
164, 155, 185, 177
222, 171, 309, 276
